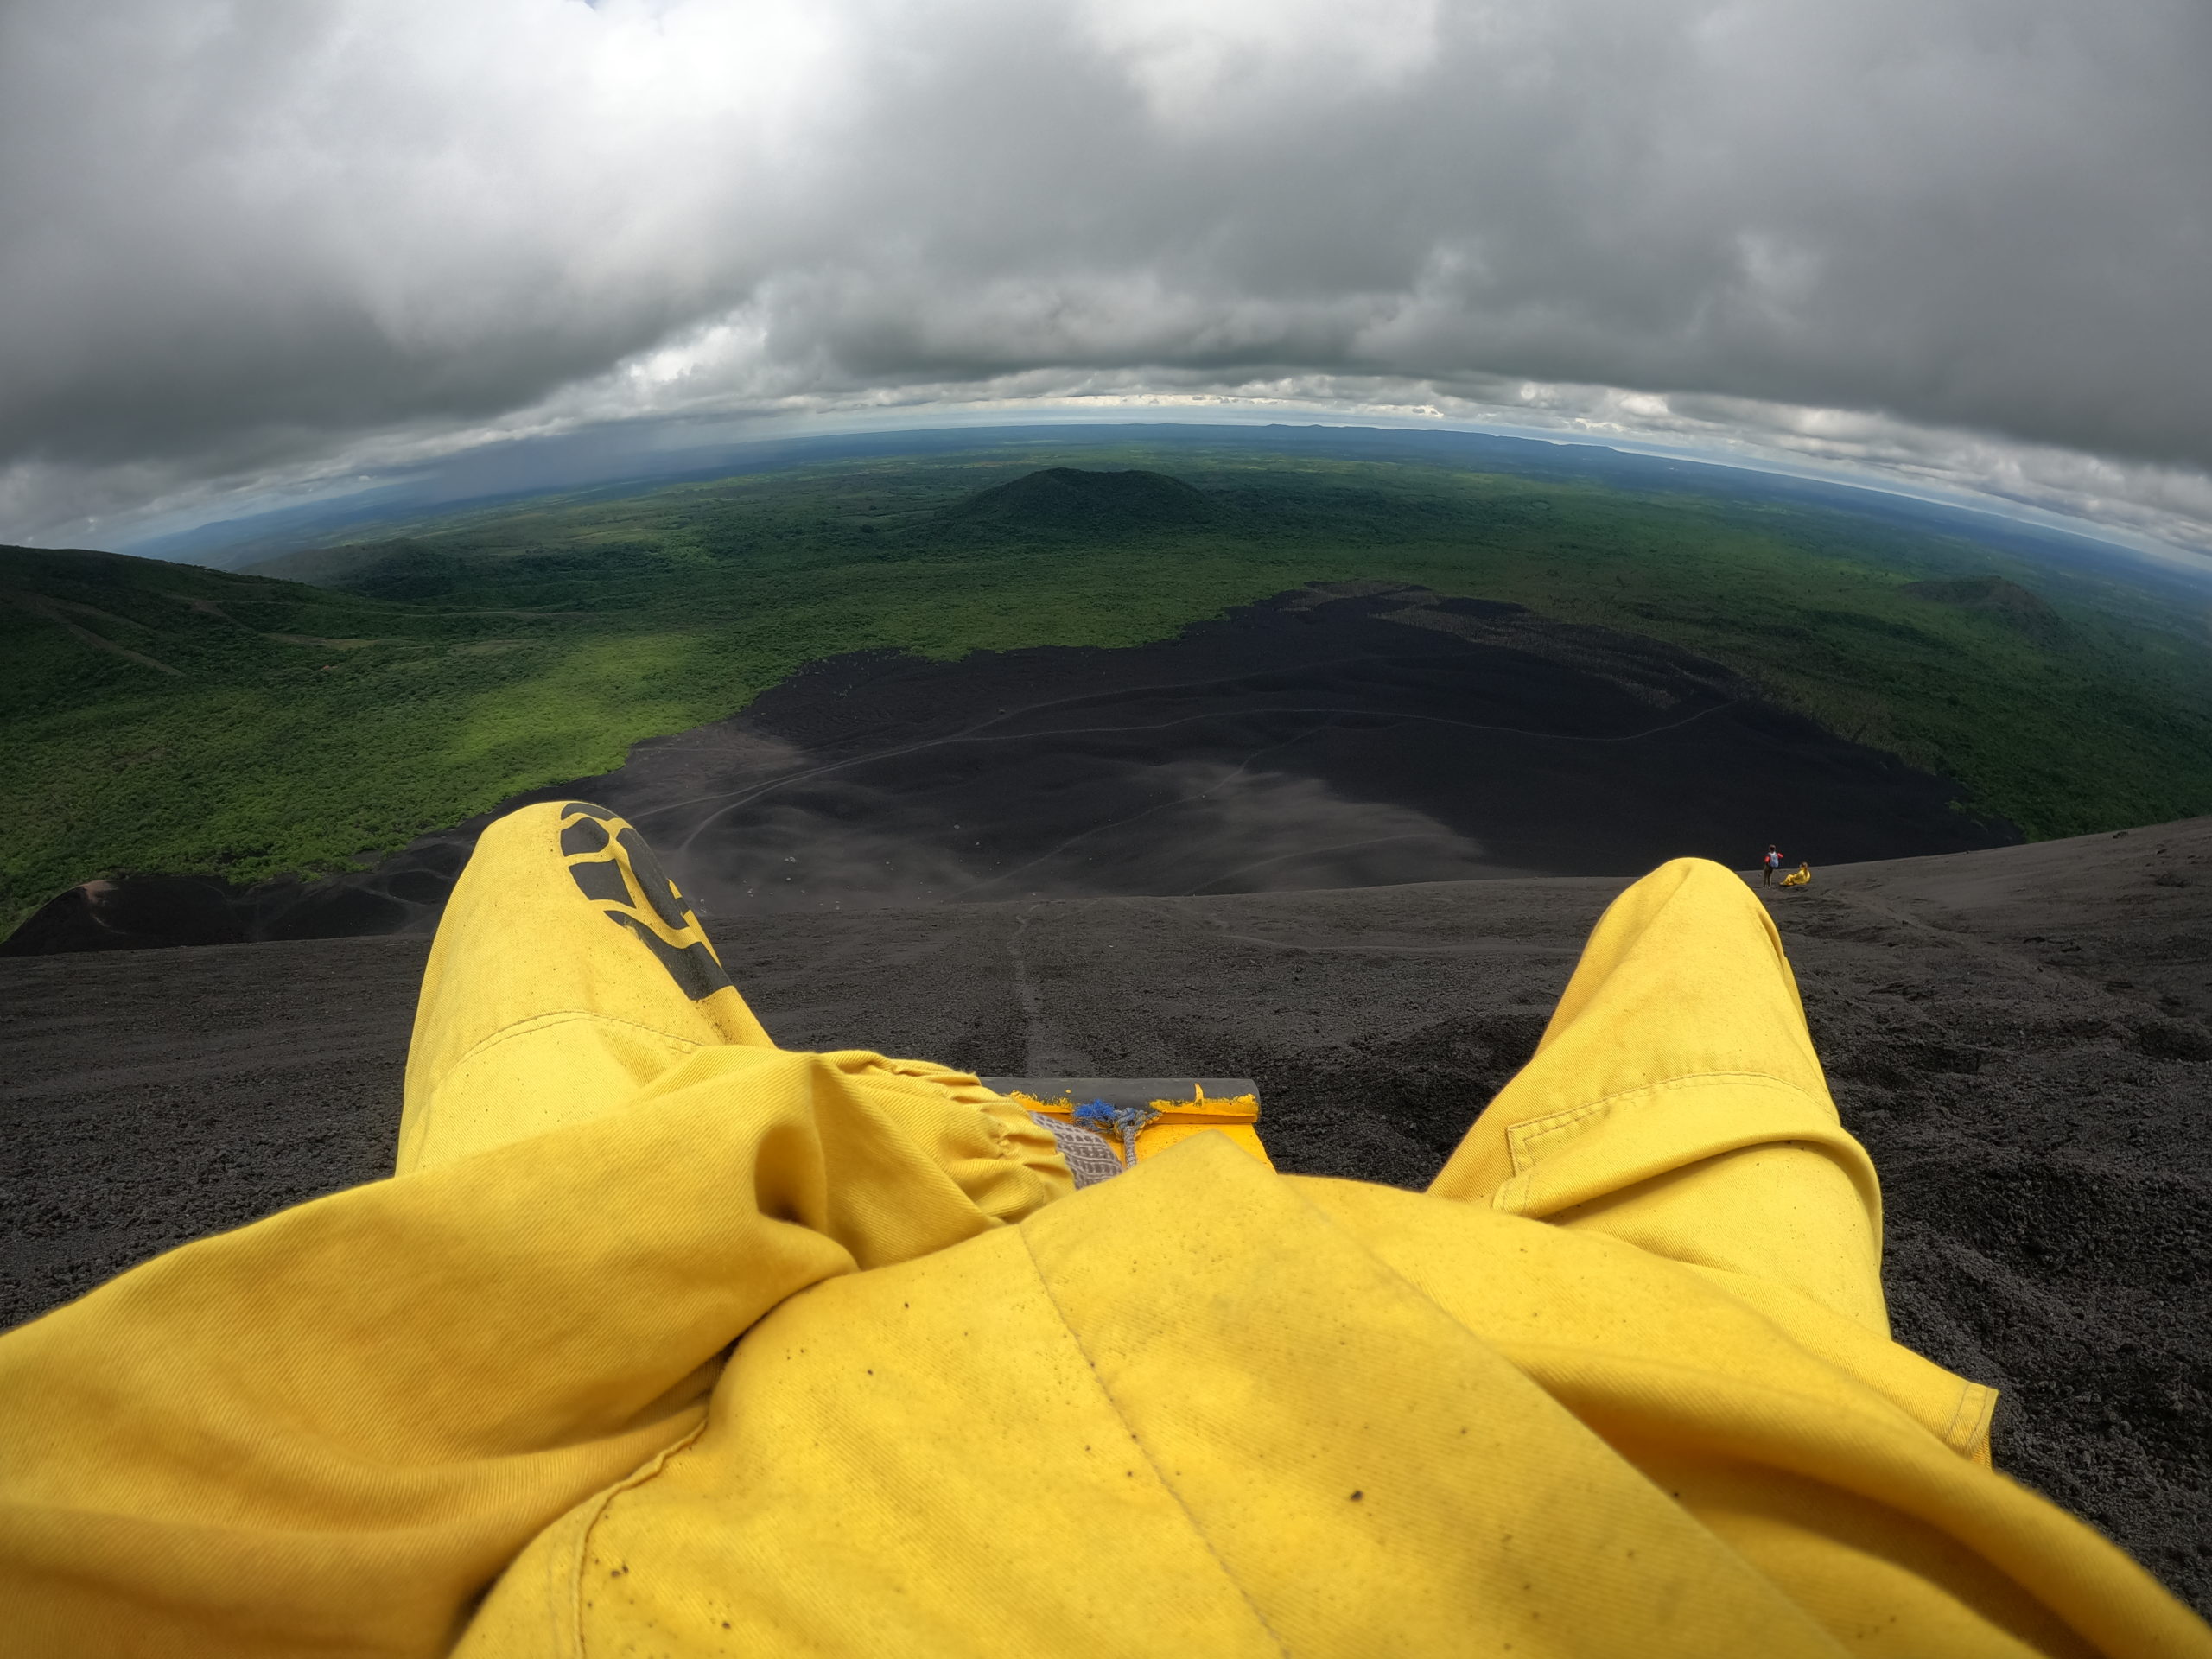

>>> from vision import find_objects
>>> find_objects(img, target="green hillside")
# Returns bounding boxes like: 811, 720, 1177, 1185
8, 443, 2212, 939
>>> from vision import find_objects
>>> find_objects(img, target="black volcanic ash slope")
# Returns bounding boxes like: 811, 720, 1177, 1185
3, 821, 2209, 1608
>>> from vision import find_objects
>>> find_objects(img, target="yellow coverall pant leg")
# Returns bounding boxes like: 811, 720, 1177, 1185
1430, 855, 1889, 1335
0, 803, 1072, 1659
397, 798, 774, 1173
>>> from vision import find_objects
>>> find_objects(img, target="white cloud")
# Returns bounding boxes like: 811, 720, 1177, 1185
2, 0, 2208, 551
1078, 0, 1440, 126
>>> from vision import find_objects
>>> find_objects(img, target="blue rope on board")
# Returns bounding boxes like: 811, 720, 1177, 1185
1074, 1098, 1158, 1167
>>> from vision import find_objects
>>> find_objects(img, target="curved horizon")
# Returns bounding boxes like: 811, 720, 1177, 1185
3, 2, 2209, 557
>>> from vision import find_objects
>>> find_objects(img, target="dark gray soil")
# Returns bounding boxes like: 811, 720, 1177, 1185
4, 818, 2209, 1610
3, 584, 2013, 952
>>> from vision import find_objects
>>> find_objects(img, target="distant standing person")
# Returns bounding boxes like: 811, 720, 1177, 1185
1761, 844, 1783, 886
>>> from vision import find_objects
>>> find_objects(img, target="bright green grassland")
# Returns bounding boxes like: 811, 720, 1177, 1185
7, 442, 2212, 939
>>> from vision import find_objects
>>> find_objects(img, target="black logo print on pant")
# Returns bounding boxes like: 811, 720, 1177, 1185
557, 802, 734, 1001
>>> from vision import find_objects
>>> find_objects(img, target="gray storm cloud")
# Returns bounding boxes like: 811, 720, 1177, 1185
2, 0, 2209, 546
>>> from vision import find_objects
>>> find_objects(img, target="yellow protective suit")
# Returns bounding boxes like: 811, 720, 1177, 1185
1, 799, 2205, 1658
1783, 863, 1815, 887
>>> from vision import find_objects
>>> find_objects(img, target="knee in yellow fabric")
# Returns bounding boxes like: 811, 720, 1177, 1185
1548, 1143, 1889, 1335
552, 802, 734, 1002
398, 801, 773, 1173
1427, 855, 1885, 1333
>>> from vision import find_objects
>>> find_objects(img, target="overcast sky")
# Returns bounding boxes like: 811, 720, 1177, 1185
3, 0, 2209, 554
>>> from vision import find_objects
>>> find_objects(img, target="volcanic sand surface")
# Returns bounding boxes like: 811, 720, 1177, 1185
5, 818, 2211, 1610
8, 584, 2014, 951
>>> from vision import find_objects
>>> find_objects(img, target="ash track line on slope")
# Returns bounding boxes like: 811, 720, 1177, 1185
655, 682, 1743, 859
1823, 887, 2060, 977
1782, 887, 2107, 1036
639, 651, 1407, 830
951, 715, 1359, 896
630, 645, 1729, 829
1179, 833, 1473, 897
1007, 906, 1096, 1075
1206, 931, 1585, 957
0, 1029, 405, 1103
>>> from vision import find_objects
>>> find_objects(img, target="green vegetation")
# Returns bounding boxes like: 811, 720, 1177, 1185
9, 439, 2212, 938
